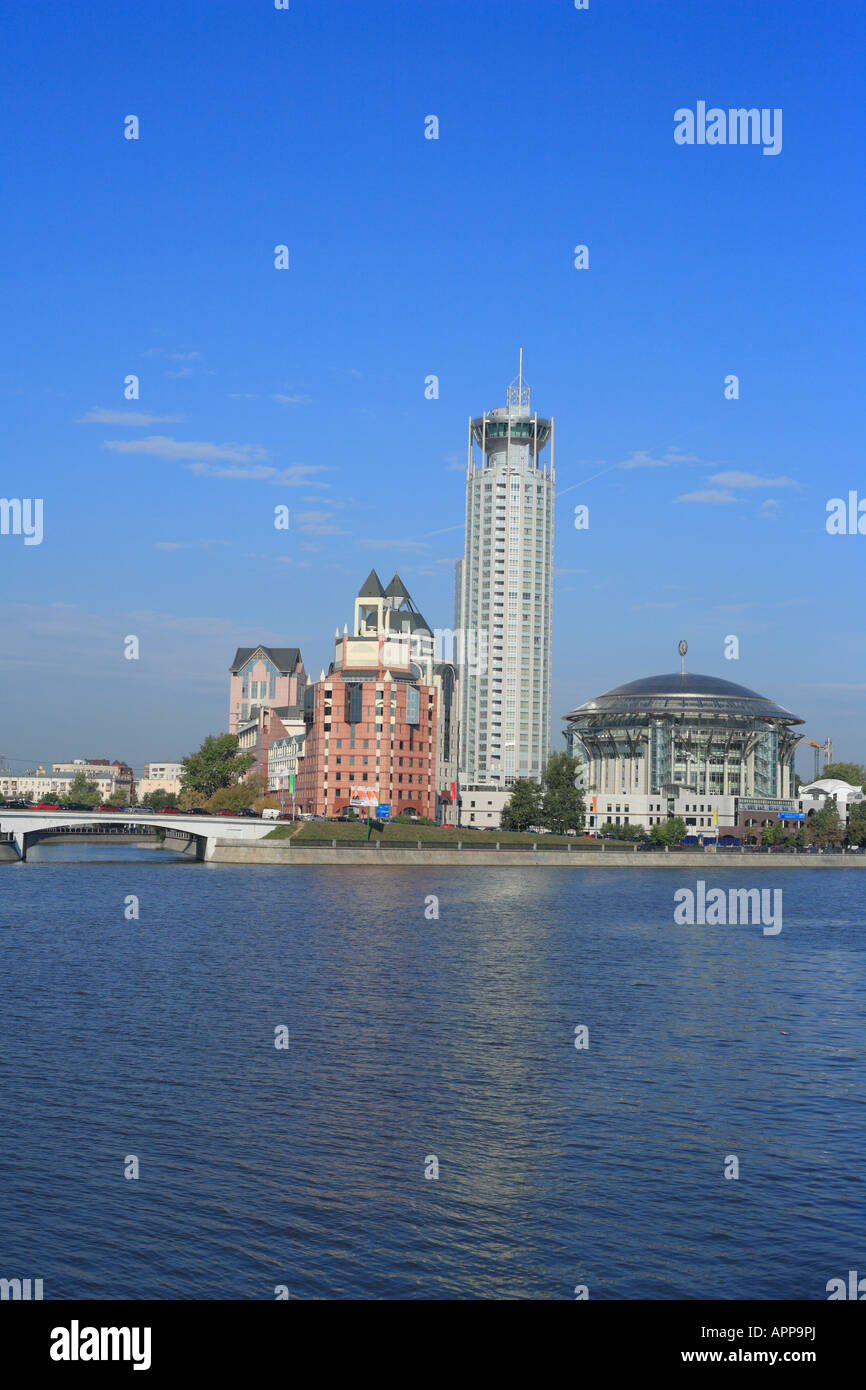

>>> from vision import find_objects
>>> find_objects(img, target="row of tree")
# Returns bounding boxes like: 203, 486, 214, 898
499, 754, 585, 833
0, 735, 270, 813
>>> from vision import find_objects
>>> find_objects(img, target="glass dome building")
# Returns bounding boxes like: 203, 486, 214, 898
564, 669, 804, 801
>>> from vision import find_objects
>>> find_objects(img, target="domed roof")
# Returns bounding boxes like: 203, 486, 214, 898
565, 671, 803, 725
800, 778, 863, 796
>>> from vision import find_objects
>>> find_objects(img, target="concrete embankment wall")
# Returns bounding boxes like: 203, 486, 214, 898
208, 843, 866, 868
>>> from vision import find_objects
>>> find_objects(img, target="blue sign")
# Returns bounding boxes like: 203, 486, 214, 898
778, 811, 805, 820
375, 804, 391, 820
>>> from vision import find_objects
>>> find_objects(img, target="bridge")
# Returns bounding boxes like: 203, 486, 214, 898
0, 809, 275, 862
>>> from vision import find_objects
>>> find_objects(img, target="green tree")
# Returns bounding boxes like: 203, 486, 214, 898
761, 819, 781, 847
141, 789, 178, 810
180, 734, 254, 800
107, 789, 129, 806
597, 820, 643, 841
203, 773, 276, 813
500, 778, 542, 831
539, 752, 585, 834
821, 762, 866, 790
846, 801, 866, 846
808, 801, 844, 847
205, 782, 257, 813
61, 773, 101, 806
650, 815, 687, 847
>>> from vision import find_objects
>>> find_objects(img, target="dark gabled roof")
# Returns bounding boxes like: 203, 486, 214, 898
230, 646, 301, 674
385, 573, 413, 602
358, 569, 386, 598
389, 610, 431, 635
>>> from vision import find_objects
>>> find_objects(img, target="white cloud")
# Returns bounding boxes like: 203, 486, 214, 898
294, 510, 350, 534
619, 448, 706, 470
80, 407, 184, 426
359, 538, 431, 552
709, 471, 797, 489
187, 463, 330, 487
104, 436, 269, 463
676, 488, 738, 505
271, 393, 309, 406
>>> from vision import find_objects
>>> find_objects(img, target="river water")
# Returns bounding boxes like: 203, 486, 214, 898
0, 845, 863, 1299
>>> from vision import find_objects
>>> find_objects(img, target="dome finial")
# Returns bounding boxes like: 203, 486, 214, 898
677, 639, 688, 677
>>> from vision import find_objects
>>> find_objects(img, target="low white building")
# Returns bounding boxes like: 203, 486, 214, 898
797, 778, 864, 825
586, 786, 736, 836
458, 786, 511, 829
0, 768, 122, 802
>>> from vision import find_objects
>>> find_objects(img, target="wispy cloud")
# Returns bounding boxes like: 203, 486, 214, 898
80, 407, 184, 426
104, 436, 269, 464
359, 538, 430, 552
271, 393, 309, 406
676, 488, 738, 505
709, 471, 798, 489
620, 447, 706, 469
294, 510, 350, 535
187, 463, 330, 487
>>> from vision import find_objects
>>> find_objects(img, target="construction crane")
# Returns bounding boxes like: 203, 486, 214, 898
803, 738, 833, 782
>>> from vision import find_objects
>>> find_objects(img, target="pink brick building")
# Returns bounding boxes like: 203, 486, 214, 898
295, 572, 441, 819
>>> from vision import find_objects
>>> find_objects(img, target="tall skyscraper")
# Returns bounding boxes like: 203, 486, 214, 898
457, 354, 555, 791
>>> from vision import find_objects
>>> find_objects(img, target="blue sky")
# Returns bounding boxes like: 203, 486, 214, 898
1, 0, 864, 774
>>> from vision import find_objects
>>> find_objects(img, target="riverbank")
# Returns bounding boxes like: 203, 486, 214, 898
208, 842, 866, 867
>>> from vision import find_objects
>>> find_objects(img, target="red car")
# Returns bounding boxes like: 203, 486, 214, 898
33, 802, 61, 810
96, 804, 117, 812
215, 809, 237, 817
158, 806, 181, 814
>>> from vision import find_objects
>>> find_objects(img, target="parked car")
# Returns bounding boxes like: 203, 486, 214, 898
261, 808, 280, 820
235, 808, 258, 818
215, 809, 237, 817
96, 804, 119, 812
158, 806, 181, 814
186, 808, 209, 815
62, 802, 92, 811
32, 802, 61, 810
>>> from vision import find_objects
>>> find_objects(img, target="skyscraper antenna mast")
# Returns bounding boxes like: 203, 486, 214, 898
518, 347, 523, 400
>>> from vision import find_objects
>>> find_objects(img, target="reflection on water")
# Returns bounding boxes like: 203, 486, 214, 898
0, 860, 863, 1298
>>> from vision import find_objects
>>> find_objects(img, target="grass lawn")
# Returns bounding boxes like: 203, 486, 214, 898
264, 820, 631, 848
